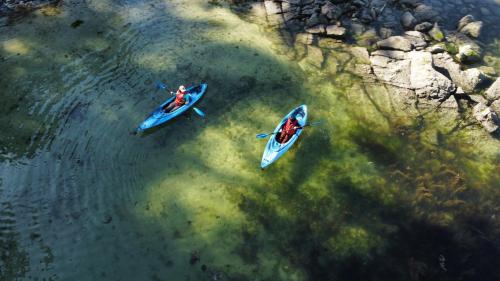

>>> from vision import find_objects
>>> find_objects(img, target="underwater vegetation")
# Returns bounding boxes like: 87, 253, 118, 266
225, 110, 500, 281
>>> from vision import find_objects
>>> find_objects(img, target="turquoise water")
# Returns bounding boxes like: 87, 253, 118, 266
1, 1, 499, 280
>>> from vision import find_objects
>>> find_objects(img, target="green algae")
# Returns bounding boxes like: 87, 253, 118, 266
0, 0, 499, 281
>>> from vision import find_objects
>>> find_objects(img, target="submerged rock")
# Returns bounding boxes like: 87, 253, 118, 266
415, 22, 433, 32
457, 15, 475, 31
473, 103, 500, 133
413, 4, 439, 23
349, 46, 370, 64
304, 45, 324, 68
295, 33, 315, 45
401, 11, 417, 30
459, 21, 483, 38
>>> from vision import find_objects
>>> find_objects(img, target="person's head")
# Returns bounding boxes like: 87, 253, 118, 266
179, 85, 186, 92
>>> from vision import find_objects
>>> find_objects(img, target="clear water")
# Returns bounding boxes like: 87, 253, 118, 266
0, 1, 499, 280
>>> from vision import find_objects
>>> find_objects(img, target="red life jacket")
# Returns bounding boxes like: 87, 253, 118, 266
282, 118, 299, 136
174, 90, 187, 106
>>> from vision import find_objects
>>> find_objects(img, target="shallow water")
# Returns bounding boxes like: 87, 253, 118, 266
1, 0, 499, 280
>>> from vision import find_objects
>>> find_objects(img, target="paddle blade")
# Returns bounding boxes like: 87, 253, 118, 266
256, 134, 269, 139
193, 107, 205, 117
155, 81, 167, 90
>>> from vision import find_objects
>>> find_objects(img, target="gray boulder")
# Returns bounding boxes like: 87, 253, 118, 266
321, 1, 342, 20
457, 15, 475, 31
432, 52, 488, 93
404, 31, 428, 50
264, 1, 281, 15
376, 36, 413, 51
491, 99, 500, 114
306, 25, 326, 34
428, 44, 445, 54
447, 32, 482, 64
459, 21, 483, 38
485, 77, 500, 102
401, 11, 417, 29
326, 25, 347, 37
414, 4, 439, 22
349, 46, 370, 64
304, 45, 324, 68
370, 53, 412, 88
306, 13, 321, 27
409, 51, 456, 99
400, 0, 421, 8
264, 1, 284, 26
473, 103, 500, 133
415, 22, 433, 32
428, 23, 444, 41
369, 50, 456, 100
457, 44, 481, 64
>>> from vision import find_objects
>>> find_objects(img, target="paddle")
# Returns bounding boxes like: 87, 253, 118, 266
193, 107, 205, 117
156, 81, 206, 117
256, 120, 324, 139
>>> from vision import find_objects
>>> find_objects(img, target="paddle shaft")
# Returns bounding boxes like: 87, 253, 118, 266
257, 121, 322, 138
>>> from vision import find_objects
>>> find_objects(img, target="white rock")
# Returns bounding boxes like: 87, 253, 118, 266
473, 103, 500, 133
409, 51, 456, 99
485, 77, 500, 102
326, 25, 347, 37
459, 21, 483, 38
376, 36, 413, 51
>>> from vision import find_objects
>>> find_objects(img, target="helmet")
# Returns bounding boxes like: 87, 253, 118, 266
179, 85, 186, 92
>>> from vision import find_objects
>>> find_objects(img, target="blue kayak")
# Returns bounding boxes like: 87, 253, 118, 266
137, 83, 207, 132
261, 105, 308, 168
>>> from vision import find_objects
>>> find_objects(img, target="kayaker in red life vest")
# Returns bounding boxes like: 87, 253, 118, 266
163, 85, 189, 113
278, 114, 300, 144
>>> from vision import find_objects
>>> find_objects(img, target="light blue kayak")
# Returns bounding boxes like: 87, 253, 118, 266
261, 105, 308, 169
137, 83, 207, 132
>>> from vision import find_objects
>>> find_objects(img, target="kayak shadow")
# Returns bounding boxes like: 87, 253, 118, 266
135, 113, 199, 138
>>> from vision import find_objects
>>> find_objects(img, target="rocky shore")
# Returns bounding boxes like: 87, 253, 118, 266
0, 0, 60, 17
259, 0, 500, 134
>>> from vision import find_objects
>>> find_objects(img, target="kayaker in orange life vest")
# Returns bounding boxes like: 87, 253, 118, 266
278, 113, 300, 144
163, 85, 189, 113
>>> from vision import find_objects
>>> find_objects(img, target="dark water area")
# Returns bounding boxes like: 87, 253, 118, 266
0, 0, 499, 281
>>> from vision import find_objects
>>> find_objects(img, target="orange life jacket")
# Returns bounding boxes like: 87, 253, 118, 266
282, 118, 299, 136
174, 90, 187, 106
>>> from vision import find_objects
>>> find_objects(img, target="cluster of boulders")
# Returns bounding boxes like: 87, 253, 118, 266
262, 0, 500, 133
263, 0, 389, 37
368, 12, 499, 133
0, 0, 59, 16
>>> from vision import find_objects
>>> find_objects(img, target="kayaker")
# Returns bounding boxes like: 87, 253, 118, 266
278, 113, 300, 143
163, 85, 189, 113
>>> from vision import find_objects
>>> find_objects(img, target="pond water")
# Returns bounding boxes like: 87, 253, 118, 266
1, 0, 499, 280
